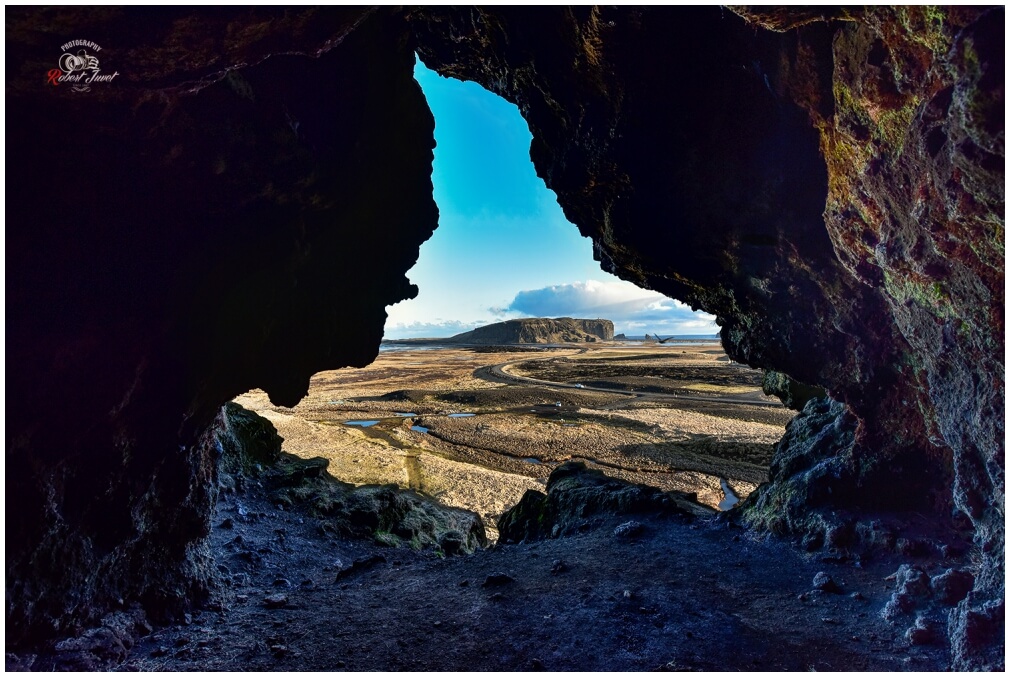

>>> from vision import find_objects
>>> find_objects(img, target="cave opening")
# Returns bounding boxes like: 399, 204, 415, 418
6, 6, 1002, 671
385, 56, 721, 342
230, 56, 791, 540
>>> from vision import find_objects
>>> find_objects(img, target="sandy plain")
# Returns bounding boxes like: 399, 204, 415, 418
234, 341, 793, 540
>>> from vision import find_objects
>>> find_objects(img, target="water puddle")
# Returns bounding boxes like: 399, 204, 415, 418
344, 420, 379, 427
410, 425, 429, 434
523, 457, 543, 465
447, 413, 476, 418
718, 478, 740, 511
394, 412, 418, 417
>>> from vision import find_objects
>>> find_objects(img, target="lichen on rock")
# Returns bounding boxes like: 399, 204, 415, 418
413, 7, 1003, 666
4, 5, 1003, 669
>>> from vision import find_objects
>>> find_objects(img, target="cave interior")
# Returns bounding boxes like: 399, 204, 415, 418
5, 5, 1004, 671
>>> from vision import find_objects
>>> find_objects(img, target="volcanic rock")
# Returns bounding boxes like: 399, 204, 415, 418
447, 317, 614, 344
907, 616, 942, 646
216, 404, 488, 555
497, 462, 709, 543
334, 556, 388, 582
762, 371, 827, 411
7, 6, 438, 647
263, 595, 289, 610
932, 569, 976, 606
4, 5, 1003, 668
482, 573, 516, 588
813, 572, 842, 594
412, 8, 1003, 666
614, 521, 645, 539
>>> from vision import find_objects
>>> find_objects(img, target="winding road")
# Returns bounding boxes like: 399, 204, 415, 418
473, 351, 785, 409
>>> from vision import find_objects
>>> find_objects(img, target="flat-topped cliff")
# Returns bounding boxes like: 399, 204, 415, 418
448, 317, 614, 344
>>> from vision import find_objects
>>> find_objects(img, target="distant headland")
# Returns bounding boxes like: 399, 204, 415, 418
447, 317, 614, 344
382, 317, 615, 346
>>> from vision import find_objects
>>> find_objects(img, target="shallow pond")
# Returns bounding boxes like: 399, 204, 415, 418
718, 478, 740, 511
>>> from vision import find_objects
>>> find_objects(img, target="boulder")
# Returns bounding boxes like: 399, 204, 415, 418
497, 461, 709, 543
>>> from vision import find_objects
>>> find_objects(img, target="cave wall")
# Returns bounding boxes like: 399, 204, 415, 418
5, 5, 1003, 669
411, 6, 944, 509
787, 9, 1004, 667
410, 6, 1003, 668
6, 7, 437, 644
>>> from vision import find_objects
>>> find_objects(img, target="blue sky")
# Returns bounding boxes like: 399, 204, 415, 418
383, 59, 718, 339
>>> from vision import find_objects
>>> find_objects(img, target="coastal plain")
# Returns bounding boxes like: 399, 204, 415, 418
235, 342, 791, 539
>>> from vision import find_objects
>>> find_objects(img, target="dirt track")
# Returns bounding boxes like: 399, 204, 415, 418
234, 342, 791, 535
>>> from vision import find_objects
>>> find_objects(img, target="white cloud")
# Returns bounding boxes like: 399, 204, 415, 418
494, 279, 719, 336
383, 319, 480, 339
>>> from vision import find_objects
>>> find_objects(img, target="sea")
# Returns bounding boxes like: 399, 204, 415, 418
379, 334, 720, 352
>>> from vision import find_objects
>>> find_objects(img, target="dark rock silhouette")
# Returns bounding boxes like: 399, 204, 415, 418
7, 7, 438, 647
414, 7, 1003, 668
761, 371, 827, 411
497, 462, 710, 543
447, 317, 614, 344
5, 5, 1003, 669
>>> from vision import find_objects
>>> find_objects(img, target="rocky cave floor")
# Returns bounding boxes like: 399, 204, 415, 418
95, 482, 957, 672
10, 343, 972, 672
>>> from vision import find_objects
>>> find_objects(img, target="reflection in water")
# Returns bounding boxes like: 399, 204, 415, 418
718, 478, 740, 511
447, 413, 476, 418
410, 425, 429, 433
344, 420, 379, 427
